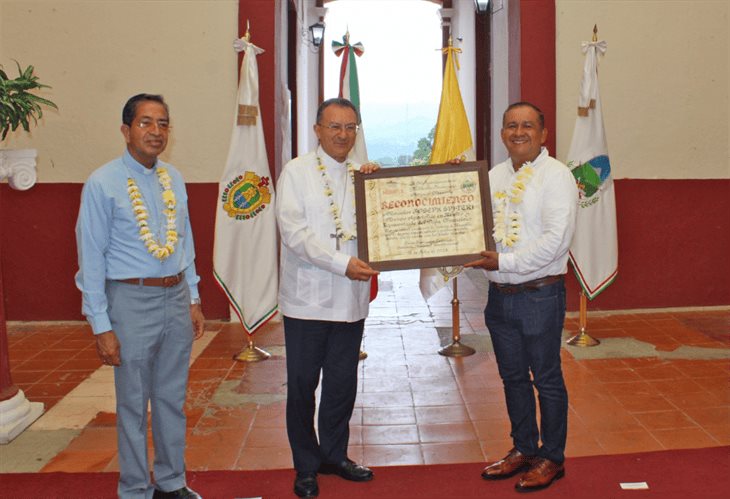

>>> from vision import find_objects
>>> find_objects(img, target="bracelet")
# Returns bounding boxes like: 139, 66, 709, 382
190, 297, 201, 305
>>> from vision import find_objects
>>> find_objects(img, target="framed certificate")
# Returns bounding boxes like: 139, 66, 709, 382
354, 161, 495, 271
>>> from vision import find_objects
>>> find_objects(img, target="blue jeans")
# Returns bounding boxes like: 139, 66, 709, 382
485, 280, 568, 464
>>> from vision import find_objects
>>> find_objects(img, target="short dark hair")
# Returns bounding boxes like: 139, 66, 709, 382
503, 101, 545, 129
316, 98, 361, 125
122, 93, 169, 126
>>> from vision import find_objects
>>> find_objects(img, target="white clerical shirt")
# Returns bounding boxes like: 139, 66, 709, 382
276, 146, 370, 322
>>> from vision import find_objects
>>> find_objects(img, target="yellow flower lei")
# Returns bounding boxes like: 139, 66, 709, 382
127, 167, 178, 260
493, 163, 535, 247
316, 157, 356, 244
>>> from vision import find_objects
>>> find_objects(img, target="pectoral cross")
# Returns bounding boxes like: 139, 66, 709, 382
330, 232, 342, 250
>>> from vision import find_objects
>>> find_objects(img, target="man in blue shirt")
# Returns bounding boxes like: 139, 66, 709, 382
75, 94, 205, 499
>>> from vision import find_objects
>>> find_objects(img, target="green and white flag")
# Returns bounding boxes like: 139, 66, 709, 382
213, 37, 278, 334
567, 39, 618, 299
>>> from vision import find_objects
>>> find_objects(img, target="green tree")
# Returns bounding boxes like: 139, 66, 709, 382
411, 125, 436, 165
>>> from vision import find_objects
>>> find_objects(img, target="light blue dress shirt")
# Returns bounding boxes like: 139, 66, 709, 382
75, 149, 200, 334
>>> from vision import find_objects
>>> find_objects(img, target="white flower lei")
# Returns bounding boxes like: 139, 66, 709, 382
316, 156, 356, 244
127, 167, 178, 260
492, 162, 535, 247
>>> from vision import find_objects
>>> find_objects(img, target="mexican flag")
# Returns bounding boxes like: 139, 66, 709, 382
419, 39, 476, 301
332, 31, 368, 165
213, 36, 278, 334
567, 39, 618, 299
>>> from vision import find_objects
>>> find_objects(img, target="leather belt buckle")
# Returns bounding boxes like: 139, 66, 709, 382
162, 275, 179, 287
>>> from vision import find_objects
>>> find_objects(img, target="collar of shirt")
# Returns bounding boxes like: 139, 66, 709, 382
508, 146, 549, 172
122, 148, 158, 176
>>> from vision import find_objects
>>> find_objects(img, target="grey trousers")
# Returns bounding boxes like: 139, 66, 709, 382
106, 279, 193, 499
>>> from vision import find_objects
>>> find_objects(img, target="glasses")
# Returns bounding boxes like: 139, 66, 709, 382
135, 118, 171, 131
319, 122, 359, 134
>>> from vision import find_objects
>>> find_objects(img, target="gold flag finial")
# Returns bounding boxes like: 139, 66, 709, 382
244, 20, 251, 42
592, 24, 598, 42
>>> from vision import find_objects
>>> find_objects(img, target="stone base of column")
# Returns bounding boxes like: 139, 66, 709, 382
0, 389, 44, 444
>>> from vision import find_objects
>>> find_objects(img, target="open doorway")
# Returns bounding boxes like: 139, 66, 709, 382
322, 0, 443, 166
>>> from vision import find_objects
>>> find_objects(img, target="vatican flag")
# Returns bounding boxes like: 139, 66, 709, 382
419, 38, 476, 301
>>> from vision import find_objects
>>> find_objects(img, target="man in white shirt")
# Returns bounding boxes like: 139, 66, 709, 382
275, 98, 379, 498
466, 102, 578, 493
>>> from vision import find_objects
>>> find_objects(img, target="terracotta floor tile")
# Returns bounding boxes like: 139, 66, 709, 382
65, 427, 118, 452
244, 427, 289, 448
421, 440, 485, 465
41, 450, 116, 473
472, 418, 512, 442
362, 444, 424, 466
633, 409, 699, 431
682, 406, 730, 427
356, 391, 413, 408
594, 429, 664, 455
612, 391, 675, 413
362, 406, 417, 426
235, 446, 292, 470
650, 427, 720, 449
418, 422, 477, 443
362, 425, 419, 445
415, 405, 471, 424
412, 389, 464, 407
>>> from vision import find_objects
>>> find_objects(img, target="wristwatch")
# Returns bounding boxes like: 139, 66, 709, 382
191, 297, 202, 305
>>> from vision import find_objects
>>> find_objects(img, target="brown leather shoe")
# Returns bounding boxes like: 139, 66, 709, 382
481, 448, 535, 480
515, 457, 565, 492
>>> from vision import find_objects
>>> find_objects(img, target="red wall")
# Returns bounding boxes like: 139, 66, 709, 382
1, 179, 728, 321
520, 0, 557, 155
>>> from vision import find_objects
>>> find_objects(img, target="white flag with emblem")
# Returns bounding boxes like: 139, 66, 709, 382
566, 39, 618, 299
213, 37, 278, 334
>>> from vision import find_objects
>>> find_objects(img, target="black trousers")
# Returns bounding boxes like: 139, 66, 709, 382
283, 316, 364, 473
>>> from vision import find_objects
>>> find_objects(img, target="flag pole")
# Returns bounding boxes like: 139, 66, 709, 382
438, 277, 476, 357
566, 290, 600, 347
566, 24, 602, 348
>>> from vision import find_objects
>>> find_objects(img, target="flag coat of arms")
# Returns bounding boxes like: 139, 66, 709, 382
567, 39, 618, 299
213, 37, 278, 334
419, 39, 476, 301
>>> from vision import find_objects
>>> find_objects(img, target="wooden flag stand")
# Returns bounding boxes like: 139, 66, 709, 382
438, 277, 476, 357
566, 291, 600, 347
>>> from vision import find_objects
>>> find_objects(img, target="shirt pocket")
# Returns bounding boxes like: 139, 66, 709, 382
296, 265, 333, 305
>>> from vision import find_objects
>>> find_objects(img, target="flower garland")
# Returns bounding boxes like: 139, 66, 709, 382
316, 157, 356, 245
492, 162, 535, 247
127, 167, 178, 260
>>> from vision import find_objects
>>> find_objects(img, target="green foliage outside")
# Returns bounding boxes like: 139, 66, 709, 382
0, 62, 58, 140
411, 125, 436, 165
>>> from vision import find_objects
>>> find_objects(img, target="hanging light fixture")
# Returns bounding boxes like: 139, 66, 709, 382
309, 22, 325, 47
474, 0, 490, 14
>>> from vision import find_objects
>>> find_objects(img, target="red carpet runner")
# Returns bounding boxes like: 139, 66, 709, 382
2, 446, 728, 498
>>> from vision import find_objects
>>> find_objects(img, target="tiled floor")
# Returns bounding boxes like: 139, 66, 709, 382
1, 269, 729, 474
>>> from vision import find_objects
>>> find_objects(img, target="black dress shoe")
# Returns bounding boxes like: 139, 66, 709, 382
319, 458, 374, 482
152, 486, 202, 499
294, 472, 319, 498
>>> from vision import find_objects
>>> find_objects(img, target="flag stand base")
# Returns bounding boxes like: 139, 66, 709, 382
566, 328, 600, 347
358, 350, 367, 361
438, 277, 476, 358
439, 340, 476, 357
234, 339, 271, 362
566, 292, 600, 347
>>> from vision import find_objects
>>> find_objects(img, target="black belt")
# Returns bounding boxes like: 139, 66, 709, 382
117, 272, 184, 287
491, 275, 564, 295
